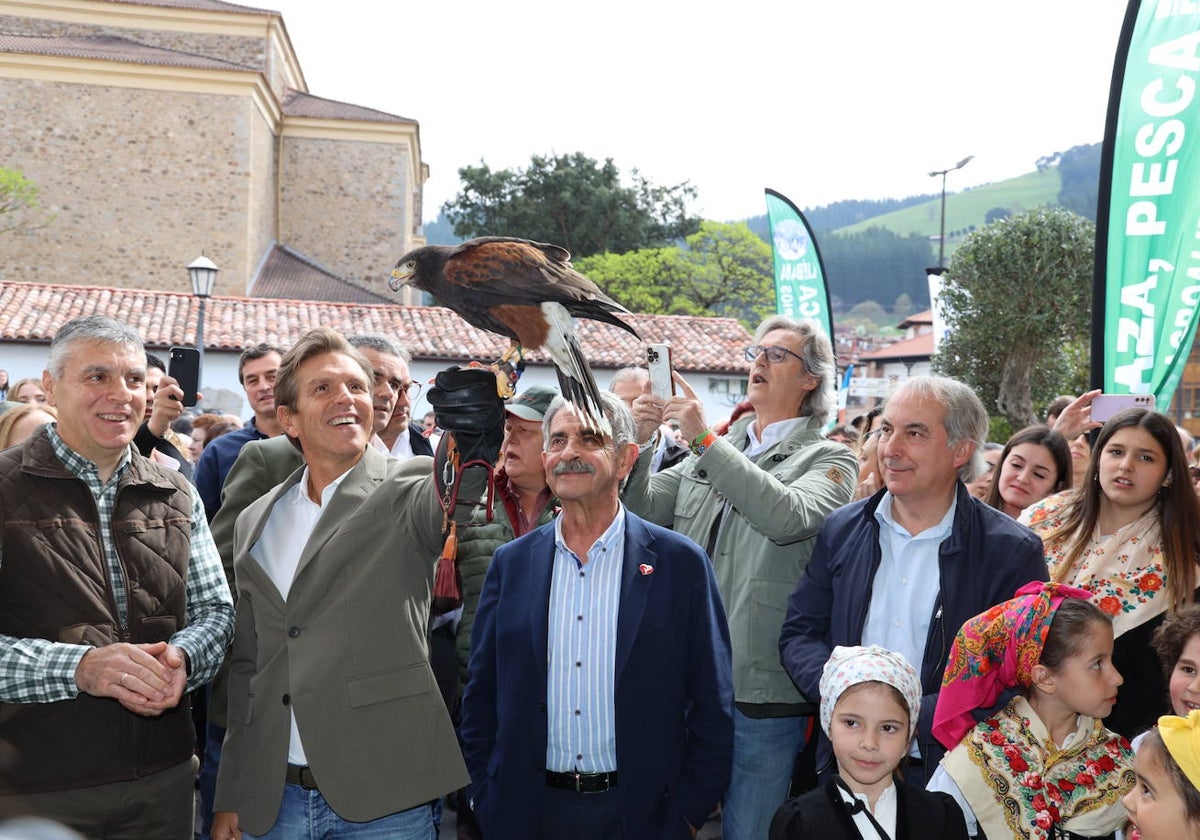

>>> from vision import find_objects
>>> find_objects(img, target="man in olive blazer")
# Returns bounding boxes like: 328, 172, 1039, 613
212, 331, 497, 838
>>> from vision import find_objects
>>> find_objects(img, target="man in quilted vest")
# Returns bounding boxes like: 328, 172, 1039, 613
0, 315, 235, 838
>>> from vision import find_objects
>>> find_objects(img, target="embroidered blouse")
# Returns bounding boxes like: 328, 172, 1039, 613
930, 696, 1133, 840
1019, 492, 1167, 637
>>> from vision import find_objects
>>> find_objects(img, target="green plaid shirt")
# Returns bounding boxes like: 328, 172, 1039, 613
0, 424, 233, 703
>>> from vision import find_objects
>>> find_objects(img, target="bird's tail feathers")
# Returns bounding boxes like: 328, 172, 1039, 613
542, 303, 612, 435
569, 304, 642, 340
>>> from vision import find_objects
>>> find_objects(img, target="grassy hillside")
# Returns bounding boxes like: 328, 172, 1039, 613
834, 168, 1062, 256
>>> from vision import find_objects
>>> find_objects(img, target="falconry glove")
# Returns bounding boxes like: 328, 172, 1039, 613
427, 366, 505, 615
427, 366, 506, 466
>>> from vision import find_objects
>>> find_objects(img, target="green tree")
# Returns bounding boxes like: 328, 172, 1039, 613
843, 300, 891, 333
0, 167, 52, 235
933, 207, 1094, 430
575, 222, 773, 329
442, 152, 699, 258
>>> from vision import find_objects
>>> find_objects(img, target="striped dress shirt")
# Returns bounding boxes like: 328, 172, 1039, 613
545, 506, 626, 773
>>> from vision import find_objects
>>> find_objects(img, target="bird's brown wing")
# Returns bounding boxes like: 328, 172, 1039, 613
442, 239, 640, 339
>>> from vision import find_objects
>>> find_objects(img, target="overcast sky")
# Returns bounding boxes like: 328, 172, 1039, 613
270, 0, 1131, 223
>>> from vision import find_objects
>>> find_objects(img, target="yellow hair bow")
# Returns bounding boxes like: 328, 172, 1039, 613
1159, 709, 1200, 791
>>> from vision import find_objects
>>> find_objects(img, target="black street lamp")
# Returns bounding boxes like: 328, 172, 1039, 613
187, 255, 218, 365
928, 155, 974, 272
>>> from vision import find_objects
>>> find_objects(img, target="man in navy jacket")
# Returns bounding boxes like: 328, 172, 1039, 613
779, 376, 1047, 785
461, 393, 733, 839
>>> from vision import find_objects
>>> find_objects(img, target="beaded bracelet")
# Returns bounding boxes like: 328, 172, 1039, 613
690, 429, 717, 457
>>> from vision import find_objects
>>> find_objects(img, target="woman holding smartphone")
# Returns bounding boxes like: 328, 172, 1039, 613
1019, 407, 1200, 738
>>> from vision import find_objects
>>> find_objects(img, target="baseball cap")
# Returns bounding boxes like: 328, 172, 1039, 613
506, 384, 560, 422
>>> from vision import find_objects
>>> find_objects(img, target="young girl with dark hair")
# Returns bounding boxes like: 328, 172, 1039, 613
1020, 408, 1200, 738
928, 582, 1134, 839
770, 646, 967, 840
985, 425, 1071, 518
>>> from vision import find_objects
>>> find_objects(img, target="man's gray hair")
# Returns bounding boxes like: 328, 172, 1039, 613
348, 333, 412, 362
753, 315, 836, 425
47, 315, 144, 378
347, 334, 411, 362
886, 375, 987, 482
608, 367, 649, 389
543, 392, 638, 452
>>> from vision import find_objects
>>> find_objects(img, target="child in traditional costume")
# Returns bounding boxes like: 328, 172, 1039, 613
1121, 711, 1200, 840
769, 645, 968, 840
927, 581, 1135, 839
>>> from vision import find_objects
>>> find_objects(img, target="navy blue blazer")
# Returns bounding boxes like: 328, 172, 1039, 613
460, 511, 734, 839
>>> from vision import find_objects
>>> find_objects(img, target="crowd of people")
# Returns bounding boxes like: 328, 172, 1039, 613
3, 313, 1200, 840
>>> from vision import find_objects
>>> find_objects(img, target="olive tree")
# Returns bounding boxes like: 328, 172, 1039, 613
933, 207, 1093, 429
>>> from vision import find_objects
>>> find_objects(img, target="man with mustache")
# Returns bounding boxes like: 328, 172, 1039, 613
461, 392, 734, 839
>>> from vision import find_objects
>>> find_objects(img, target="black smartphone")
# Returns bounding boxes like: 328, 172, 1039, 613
168, 346, 201, 407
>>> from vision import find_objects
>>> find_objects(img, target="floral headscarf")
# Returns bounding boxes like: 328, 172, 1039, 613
819, 645, 923, 739
933, 580, 1093, 749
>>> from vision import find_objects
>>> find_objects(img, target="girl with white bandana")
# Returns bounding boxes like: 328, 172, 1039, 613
769, 645, 968, 840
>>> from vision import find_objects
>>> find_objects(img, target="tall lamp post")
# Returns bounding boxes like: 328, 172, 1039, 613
187, 255, 218, 366
928, 155, 974, 272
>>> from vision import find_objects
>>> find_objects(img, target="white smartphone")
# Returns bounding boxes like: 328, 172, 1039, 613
645, 343, 675, 400
1090, 393, 1155, 423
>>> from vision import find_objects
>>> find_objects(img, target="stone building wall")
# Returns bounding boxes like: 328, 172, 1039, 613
280, 135, 413, 293
0, 78, 275, 293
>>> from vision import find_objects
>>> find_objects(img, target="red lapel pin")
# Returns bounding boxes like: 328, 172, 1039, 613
639, 564, 654, 576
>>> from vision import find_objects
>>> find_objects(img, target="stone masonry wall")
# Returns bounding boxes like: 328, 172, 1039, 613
0, 78, 275, 293
280, 135, 413, 294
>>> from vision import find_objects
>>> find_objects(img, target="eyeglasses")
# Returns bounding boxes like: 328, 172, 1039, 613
745, 345, 806, 365
383, 379, 422, 401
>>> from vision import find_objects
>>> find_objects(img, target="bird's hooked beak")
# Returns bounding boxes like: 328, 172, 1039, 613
389, 261, 415, 292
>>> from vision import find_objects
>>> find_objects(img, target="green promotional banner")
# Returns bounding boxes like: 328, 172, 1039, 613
764, 188, 834, 339
1097, 3, 1200, 408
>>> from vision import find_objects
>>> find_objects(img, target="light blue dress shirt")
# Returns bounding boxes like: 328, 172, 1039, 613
862, 491, 956, 755
545, 506, 626, 773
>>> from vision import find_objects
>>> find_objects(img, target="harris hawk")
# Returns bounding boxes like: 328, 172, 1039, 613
389, 236, 640, 429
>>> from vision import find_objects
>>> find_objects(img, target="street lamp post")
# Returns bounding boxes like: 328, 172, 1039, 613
928, 155, 974, 272
187, 255, 218, 366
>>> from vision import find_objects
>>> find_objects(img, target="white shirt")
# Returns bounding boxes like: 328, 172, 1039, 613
744, 416, 806, 458
250, 465, 354, 766
836, 779, 897, 839
387, 427, 417, 459
862, 491, 956, 756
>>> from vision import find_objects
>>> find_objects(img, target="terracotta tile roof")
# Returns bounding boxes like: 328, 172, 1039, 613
103, 0, 276, 14
282, 89, 416, 125
0, 34, 255, 71
0, 281, 752, 374
859, 332, 934, 361
897, 309, 933, 328
249, 244, 393, 304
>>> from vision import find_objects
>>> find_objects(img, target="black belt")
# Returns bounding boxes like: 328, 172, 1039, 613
545, 770, 618, 793
286, 764, 320, 791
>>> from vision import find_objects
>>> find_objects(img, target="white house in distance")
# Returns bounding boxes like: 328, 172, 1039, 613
848, 310, 935, 410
